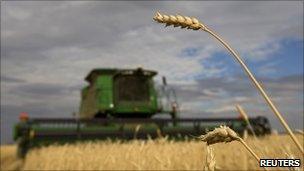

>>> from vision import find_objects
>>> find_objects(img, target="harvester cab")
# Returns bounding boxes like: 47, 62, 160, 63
13, 67, 271, 158
79, 67, 178, 119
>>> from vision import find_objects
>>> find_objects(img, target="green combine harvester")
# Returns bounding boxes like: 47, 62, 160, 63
14, 67, 271, 157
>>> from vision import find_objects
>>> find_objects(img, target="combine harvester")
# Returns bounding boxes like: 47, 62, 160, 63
14, 67, 271, 157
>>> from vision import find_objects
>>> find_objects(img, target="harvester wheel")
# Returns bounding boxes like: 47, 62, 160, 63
252, 116, 271, 136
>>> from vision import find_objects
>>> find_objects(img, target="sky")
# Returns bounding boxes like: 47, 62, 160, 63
1, 1, 303, 144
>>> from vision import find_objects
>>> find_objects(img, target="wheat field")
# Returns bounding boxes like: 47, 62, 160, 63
1, 134, 303, 170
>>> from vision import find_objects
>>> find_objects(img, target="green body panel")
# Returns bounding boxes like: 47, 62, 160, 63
96, 75, 113, 110
79, 82, 98, 118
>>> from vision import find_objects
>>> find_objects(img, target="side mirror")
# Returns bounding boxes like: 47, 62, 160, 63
162, 76, 167, 86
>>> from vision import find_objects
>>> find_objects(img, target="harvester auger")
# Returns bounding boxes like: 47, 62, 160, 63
13, 67, 271, 158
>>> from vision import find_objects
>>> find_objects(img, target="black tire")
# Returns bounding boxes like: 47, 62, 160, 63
251, 116, 271, 136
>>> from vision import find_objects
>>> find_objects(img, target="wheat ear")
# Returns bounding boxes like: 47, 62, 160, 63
153, 11, 206, 30
199, 125, 239, 145
199, 126, 261, 164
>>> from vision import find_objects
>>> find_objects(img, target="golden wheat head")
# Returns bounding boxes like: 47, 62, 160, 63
153, 11, 205, 30
199, 125, 239, 145
199, 125, 262, 166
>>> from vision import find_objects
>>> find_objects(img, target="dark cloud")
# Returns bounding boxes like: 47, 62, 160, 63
1, 75, 26, 83
8, 83, 81, 97
175, 74, 303, 102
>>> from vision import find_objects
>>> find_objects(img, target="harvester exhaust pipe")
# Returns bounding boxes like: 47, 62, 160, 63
162, 76, 167, 86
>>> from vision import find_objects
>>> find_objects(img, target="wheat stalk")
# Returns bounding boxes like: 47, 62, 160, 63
153, 11, 206, 30
156, 128, 163, 139
235, 104, 257, 138
204, 146, 216, 171
243, 129, 249, 141
295, 129, 304, 135
133, 124, 141, 139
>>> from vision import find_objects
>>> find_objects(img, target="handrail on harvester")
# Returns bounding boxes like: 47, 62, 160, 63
29, 117, 245, 124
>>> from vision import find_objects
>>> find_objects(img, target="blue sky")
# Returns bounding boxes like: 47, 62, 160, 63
180, 38, 303, 80
266, 39, 303, 77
